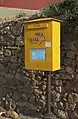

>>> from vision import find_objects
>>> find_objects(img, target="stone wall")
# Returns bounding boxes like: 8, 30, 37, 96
0, 17, 78, 119
50, 31, 78, 119
0, 17, 46, 116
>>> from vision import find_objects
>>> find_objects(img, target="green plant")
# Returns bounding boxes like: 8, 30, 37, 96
41, 0, 78, 33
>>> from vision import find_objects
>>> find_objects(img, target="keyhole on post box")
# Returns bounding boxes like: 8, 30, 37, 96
37, 65, 38, 68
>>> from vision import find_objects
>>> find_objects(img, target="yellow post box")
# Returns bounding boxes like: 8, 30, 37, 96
24, 18, 61, 71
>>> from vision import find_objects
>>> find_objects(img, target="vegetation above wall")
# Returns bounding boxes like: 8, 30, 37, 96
43, 0, 78, 33
30, 0, 78, 34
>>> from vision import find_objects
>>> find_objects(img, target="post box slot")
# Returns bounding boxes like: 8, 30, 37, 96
27, 23, 48, 29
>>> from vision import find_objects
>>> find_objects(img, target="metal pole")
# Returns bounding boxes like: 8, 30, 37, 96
42, 71, 53, 119
47, 71, 51, 113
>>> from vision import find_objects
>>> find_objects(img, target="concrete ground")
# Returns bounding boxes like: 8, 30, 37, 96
0, 7, 39, 19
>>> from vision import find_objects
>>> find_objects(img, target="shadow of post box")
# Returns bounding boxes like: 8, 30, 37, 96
24, 18, 62, 71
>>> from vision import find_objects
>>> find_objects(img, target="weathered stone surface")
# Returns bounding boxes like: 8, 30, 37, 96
63, 102, 69, 111
76, 74, 78, 80
0, 76, 6, 87
51, 90, 60, 102
16, 36, 23, 46
0, 18, 43, 115
55, 86, 62, 93
12, 91, 21, 101
0, 116, 8, 119
65, 66, 74, 74
75, 40, 78, 51
68, 41, 76, 51
69, 103, 76, 111
0, 16, 78, 119
57, 110, 68, 119
76, 56, 78, 62
68, 110, 78, 119
0, 63, 4, 71
68, 80, 78, 93
10, 63, 17, 70
75, 102, 78, 115
66, 51, 75, 59
4, 49, 11, 57
64, 58, 69, 66
57, 102, 64, 110
68, 93, 78, 104
51, 80, 62, 86
5, 73, 14, 80
10, 56, 17, 63
51, 102, 57, 109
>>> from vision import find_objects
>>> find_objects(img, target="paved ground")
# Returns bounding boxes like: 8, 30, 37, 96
0, 7, 39, 18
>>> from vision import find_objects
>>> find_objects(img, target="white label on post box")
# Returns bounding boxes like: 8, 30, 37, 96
45, 42, 51, 47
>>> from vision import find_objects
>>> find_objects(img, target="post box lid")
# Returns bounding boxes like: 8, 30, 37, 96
24, 17, 62, 23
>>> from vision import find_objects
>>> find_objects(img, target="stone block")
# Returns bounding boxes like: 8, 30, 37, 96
68, 93, 78, 104
10, 56, 17, 63
57, 110, 68, 119
12, 91, 21, 101
0, 76, 6, 87
66, 51, 75, 59
57, 102, 64, 110
0, 63, 4, 71
68, 41, 76, 51
51, 90, 60, 102
55, 86, 62, 93
64, 58, 76, 68
4, 49, 11, 57
51, 80, 62, 86
65, 66, 74, 74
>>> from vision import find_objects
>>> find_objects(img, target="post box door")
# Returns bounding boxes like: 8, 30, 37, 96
24, 21, 52, 71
